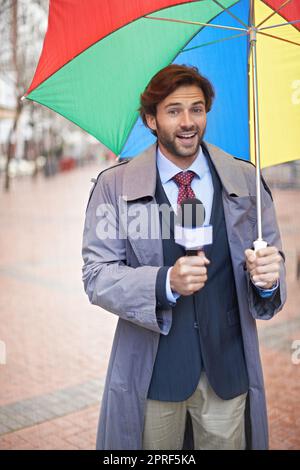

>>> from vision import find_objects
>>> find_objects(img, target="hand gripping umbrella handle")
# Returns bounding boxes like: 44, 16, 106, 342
252, 238, 268, 287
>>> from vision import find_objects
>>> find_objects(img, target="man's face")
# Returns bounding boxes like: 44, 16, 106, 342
146, 85, 207, 165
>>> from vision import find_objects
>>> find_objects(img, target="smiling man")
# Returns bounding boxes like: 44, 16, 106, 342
145, 84, 207, 165
82, 65, 286, 450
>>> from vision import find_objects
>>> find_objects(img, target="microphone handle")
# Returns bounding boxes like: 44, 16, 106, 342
186, 250, 198, 256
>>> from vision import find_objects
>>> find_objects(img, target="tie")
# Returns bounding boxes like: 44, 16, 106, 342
173, 170, 196, 206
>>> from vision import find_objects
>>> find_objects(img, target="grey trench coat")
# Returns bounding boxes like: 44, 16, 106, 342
82, 142, 286, 450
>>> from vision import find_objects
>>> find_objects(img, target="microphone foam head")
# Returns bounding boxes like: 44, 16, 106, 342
176, 198, 206, 229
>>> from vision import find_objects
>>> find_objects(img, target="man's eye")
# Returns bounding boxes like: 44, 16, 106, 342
168, 109, 179, 115
193, 108, 203, 113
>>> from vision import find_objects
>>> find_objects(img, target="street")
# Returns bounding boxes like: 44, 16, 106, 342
0, 161, 299, 449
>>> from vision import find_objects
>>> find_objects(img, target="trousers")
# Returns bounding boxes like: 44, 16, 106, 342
142, 373, 247, 450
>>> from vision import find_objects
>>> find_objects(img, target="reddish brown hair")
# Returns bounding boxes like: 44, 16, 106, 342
139, 64, 215, 135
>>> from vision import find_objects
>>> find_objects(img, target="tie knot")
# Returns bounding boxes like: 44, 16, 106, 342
173, 170, 195, 188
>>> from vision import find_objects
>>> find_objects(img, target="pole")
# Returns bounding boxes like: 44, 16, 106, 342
250, 28, 264, 241
250, 27, 268, 285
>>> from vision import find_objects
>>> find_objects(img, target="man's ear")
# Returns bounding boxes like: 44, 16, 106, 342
145, 114, 157, 132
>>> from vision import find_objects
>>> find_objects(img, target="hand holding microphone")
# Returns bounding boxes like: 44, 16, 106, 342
170, 198, 213, 296
169, 250, 210, 296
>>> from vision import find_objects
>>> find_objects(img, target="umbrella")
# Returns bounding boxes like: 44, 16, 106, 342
24, 0, 300, 248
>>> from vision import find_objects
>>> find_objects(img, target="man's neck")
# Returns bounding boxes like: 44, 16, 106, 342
157, 143, 200, 170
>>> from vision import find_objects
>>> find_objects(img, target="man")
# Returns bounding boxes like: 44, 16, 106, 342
82, 65, 286, 450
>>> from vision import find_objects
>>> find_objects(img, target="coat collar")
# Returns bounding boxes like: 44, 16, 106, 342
122, 141, 250, 201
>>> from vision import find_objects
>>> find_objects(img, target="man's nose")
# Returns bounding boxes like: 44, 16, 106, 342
180, 110, 194, 128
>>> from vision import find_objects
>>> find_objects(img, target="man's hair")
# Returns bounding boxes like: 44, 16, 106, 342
139, 64, 215, 135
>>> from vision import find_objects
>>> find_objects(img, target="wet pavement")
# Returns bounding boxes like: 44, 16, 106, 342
0, 161, 299, 450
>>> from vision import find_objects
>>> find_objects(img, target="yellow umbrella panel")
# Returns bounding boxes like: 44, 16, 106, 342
249, 0, 300, 168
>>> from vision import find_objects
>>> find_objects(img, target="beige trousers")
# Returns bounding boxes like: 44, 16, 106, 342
142, 373, 247, 450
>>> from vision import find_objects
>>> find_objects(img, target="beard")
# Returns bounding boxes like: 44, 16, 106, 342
156, 122, 206, 159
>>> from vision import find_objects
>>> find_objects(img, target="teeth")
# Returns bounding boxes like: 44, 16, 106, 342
178, 133, 196, 138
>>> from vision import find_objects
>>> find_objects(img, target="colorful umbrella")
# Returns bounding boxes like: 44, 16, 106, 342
24, 0, 300, 246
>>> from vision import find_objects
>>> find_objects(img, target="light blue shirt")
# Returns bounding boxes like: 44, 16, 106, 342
156, 145, 213, 223
156, 146, 278, 303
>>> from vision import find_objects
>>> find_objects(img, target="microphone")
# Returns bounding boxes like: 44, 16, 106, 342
174, 198, 213, 256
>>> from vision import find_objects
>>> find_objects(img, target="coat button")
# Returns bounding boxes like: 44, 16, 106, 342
194, 322, 199, 329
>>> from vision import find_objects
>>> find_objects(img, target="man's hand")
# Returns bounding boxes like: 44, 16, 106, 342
245, 246, 281, 289
169, 250, 210, 296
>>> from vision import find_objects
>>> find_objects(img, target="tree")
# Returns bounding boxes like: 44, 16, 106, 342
0, 0, 48, 191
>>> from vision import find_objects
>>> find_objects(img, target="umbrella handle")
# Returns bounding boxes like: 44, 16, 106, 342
252, 238, 268, 287
253, 238, 267, 252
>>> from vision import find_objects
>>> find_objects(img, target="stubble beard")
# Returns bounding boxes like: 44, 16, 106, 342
156, 123, 206, 160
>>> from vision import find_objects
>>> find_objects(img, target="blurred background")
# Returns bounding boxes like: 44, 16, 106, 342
0, 0, 299, 450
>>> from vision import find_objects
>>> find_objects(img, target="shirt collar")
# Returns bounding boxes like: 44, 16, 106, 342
156, 144, 209, 184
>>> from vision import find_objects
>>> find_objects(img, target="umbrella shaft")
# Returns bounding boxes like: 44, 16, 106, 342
250, 31, 263, 241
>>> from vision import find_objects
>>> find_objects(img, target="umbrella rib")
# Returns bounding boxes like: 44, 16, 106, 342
257, 30, 300, 46
211, 0, 249, 29
258, 19, 300, 31
144, 15, 247, 31
256, 0, 293, 29
180, 32, 248, 53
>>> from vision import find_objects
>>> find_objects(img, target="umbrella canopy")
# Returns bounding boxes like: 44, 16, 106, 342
24, 0, 300, 167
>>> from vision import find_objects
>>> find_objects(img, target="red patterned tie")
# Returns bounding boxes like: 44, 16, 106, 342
173, 171, 196, 206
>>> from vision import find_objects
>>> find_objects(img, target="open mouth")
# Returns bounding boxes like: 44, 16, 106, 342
176, 132, 197, 143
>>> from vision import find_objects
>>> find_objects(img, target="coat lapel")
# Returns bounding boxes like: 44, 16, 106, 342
204, 142, 251, 198
122, 144, 164, 267
123, 144, 158, 201
205, 142, 258, 260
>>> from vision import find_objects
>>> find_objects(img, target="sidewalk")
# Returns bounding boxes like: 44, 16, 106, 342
0, 163, 299, 450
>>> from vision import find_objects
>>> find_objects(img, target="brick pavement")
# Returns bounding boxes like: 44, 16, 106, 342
256, 189, 300, 449
0, 162, 299, 450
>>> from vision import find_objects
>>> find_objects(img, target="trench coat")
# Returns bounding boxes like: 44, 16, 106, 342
82, 142, 286, 450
